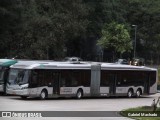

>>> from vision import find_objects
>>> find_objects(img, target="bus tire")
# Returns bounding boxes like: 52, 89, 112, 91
21, 96, 27, 99
127, 89, 133, 98
40, 89, 48, 100
76, 89, 83, 99
136, 89, 142, 98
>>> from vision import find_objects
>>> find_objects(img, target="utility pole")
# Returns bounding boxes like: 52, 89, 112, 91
132, 25, 137, 58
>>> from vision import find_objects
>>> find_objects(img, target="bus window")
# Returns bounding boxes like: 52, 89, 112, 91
101, 71, 109, 86
8, 69, 17, 85
8, 69, 29, 85
61, 70, 80, 87
44, 70, 52, 86
61, 78, 66, 87
117, 71, 130, 86
38, 71, 44, 86
150, 71, 156, 86
60, 70, 90, 87
82, 70, 90, 87
32, 71, 38, 83
71, 71, 81, 87
18, 70, 29, 85
61, 70, 71, 87
16, 71, 25, 84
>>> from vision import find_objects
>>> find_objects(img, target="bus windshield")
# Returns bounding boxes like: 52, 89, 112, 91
8, 69, 29, 85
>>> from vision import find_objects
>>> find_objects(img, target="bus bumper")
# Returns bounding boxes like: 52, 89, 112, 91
6, 89, 29, 96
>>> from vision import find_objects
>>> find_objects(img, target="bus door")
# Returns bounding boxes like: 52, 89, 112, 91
52, 72, 60, 95
144, 73, 150, 94
0, 67, 4, 92
109, 74, 116, 95
3, 67, 9, 94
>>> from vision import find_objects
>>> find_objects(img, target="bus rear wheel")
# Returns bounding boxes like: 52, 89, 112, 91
136, 89, 142, 98
76, 89, 83, 99
40, 90, 48, 100
127, 89, 133, 98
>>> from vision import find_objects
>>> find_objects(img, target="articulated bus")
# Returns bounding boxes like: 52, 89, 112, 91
6, 61, 157, 99
0, 59, 17, 94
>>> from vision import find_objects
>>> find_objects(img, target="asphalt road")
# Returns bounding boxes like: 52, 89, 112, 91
0, 93, 160, 120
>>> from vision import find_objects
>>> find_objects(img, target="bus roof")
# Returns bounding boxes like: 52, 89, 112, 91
101, 63, 157, 71
10, 61, 157, 71
0, 59, 17, 67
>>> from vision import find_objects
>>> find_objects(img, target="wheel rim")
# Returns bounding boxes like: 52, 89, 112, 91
41, 91, 46, 99
136, 90, 141, 97
128, 91, 132, 98
77, 91, 82, 99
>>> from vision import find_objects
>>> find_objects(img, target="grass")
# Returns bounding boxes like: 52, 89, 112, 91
120, 106, 160, 120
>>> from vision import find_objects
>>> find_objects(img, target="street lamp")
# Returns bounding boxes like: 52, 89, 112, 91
132, 25, 137, 58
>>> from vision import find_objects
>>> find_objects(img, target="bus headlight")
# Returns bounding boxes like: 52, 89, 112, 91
21, 84, 29, 90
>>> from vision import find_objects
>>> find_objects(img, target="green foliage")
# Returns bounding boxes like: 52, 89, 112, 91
97, 22, 132, 56
0, 0, 89, 59
125, 0, 160, 63
0, 0, 160, 62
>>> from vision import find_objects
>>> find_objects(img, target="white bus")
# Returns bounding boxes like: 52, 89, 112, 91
6, 61, 157, 99
0, 59, 52, 94
0, 59, 17, 94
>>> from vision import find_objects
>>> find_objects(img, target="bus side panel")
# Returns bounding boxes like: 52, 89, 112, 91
116, 87, 128, 95
29, 88, 38, 97
100, 87, 109, 95
60, 87, 90, 96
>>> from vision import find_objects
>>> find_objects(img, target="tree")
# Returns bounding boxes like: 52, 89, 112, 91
15, 0, 89, 60
1, 0, 160, 63
97, 22, 132, 59
0, 0, 23, 58
125, 0, 160, 64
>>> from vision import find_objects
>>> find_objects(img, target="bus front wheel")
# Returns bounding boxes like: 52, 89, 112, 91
76, 89, 83, 99
40, 90, 48, 100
